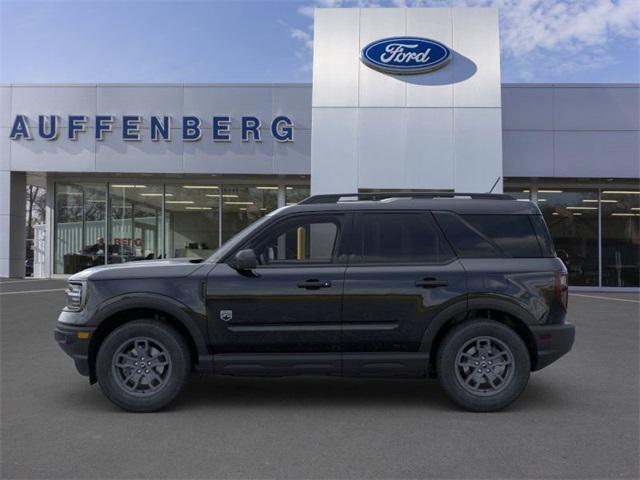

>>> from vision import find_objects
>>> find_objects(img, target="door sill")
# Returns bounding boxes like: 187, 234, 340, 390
209, 352, 429, 377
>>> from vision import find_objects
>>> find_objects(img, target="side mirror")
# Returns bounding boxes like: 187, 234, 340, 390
232, 249, 258, 271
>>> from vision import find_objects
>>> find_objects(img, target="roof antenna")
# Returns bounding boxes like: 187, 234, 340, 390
488, 176, 501, 194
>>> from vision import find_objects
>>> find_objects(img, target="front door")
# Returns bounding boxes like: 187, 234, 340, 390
206, 213, 349, 357
341, 211, 467, 374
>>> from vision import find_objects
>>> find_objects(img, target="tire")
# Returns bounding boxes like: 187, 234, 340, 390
96, 320, 191, 412
436, 320, 530, 412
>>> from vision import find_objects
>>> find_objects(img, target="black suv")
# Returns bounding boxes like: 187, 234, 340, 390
55, 192, 574, 412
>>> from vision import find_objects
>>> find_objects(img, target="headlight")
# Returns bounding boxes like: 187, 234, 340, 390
65, 282, 85, 311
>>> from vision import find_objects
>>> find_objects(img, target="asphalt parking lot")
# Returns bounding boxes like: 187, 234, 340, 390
1, 279, 638, 479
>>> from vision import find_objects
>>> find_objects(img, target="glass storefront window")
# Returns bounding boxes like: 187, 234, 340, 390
538, 189, 599, 286
504, 187, 530, 201
165, 185, 220, 258
285, 185, 311, 205
221, 185, 278, 242
601, 190, 640, 287
55, 183, 84, 274
108, 184, 162, 264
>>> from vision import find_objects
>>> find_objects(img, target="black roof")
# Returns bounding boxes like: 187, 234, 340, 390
280, 192, 541, 216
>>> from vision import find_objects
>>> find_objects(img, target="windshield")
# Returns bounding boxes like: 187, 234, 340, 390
205, 206, 290, 263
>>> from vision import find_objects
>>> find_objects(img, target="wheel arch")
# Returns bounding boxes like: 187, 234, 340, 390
421, 297, 539, 375
87, 294, 209, 384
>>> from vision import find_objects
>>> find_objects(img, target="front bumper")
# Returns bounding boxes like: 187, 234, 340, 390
530, 322, 575, 371
54, 323, 95, 377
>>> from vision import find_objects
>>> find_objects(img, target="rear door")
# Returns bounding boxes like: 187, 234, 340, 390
341, 211, 467, 373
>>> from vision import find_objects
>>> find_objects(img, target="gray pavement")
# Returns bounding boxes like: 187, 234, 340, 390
1, 279, 638, 479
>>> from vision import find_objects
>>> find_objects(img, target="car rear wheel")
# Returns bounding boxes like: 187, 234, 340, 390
436, 320, 530, 412
96, 320, 190, 412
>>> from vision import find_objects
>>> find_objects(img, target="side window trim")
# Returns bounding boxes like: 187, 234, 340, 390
350, 210, 456, 266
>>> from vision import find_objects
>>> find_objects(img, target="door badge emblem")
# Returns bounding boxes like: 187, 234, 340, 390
220, 310, 233, 322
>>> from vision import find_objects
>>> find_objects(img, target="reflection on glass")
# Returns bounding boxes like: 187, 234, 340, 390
504, 188, 531, 201
602, 190, 640, 287
165, 185, 220, 258
55, 183, 84, 274
285, 185, 311, 205
222, 185, 278, 242
108, 185, 162, 264
82, 184, 107, 268
538, 190, 598, 286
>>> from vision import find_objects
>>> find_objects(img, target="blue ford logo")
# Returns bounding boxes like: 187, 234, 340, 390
361, 36, 451, 75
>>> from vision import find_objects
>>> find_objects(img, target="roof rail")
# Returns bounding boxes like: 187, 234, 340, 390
298, 191, 515, 205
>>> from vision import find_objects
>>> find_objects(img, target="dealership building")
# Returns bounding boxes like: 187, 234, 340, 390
1, 7, 638, 289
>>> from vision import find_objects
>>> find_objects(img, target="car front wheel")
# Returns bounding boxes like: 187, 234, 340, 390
436, 320, 530, 412
96, 320, 191, 412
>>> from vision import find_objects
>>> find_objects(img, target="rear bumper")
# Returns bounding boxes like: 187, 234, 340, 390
54, 323, 95, 377
530, 322, 575, 371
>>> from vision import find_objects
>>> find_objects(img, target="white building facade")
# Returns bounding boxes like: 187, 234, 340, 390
1, 7, 638, 289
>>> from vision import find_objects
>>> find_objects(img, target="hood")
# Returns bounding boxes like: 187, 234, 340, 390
69, 258, 207, 281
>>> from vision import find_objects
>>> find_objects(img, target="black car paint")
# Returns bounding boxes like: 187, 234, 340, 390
56, 197, 574, 383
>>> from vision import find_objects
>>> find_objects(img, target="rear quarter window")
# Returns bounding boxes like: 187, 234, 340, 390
434, 212, 545, 258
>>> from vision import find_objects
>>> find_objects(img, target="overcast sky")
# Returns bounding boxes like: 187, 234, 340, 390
1, 0, 638, 84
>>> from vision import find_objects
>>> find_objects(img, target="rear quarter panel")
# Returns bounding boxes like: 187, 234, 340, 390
461, 257, 567, 325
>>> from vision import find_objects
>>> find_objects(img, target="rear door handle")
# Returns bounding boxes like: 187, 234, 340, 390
298, 279, 332, 290
415, 278, 448, 288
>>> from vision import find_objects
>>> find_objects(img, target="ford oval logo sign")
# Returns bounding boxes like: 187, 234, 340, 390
361, 37, 451, 75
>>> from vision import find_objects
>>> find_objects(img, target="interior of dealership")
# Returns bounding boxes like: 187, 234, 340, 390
52, 177, 638, 288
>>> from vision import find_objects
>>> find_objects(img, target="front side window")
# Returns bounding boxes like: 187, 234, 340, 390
354, 212, 454, 264
250, 215, 342, 265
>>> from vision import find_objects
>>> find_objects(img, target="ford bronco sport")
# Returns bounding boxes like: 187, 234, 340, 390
55, 192, 575, 412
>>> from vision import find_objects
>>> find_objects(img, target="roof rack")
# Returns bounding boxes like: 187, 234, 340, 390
298, 191, 515, 205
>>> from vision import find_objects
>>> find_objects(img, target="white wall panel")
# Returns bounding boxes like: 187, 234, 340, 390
183, 86, 273, 129
274, 130, 311, 175
0, 87, 11, 128
312, 9, 360, 107
311, 108, 358, 194
502, 87, 553, 131
405, 8, 453, 108
96, 135, 183, 173
554, 131, 640, 178
97, 86, 184, 129
553, 87, 640, 131
452, 8, 501, 108
10, 130, 96, 172
358, 108, 405, 188
0, 128, 10, 171
404, 108, 454, 189
273, 87, 312, 130
454, 108, 502, 192
11, 86, 97, 127
502, 131, 554, 177
183, 137, 274, 174
358, 8, 406, 107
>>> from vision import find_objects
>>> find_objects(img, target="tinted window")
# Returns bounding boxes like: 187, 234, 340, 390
251, 216, 340, 265
355, 213, 454, 263
434, 212, 544, 258
434, 212, 501, 258
530, 214, 556, 258
462, 215, 542, 258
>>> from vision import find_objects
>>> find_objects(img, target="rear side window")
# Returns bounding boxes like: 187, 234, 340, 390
354, 212, 454, 264
434, 212, 544, 258
530, 214, 556, 257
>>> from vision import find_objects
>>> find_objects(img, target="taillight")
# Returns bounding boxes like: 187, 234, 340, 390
555, 271, 568, 310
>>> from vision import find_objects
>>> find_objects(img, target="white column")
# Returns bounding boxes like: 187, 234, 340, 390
0, 171, 26, 278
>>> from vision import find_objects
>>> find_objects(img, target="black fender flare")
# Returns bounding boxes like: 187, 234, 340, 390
89, 293, 209, 360
419, 295, 537, 353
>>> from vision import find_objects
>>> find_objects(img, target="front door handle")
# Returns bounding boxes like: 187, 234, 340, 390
415, 278, 448, 288
298, 279, 332, 290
